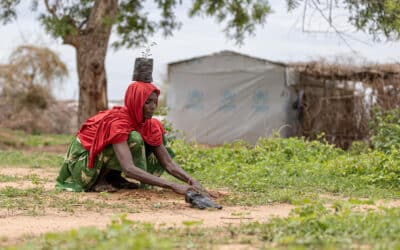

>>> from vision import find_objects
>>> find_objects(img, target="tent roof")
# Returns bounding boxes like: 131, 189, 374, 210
167, 50, 287, 68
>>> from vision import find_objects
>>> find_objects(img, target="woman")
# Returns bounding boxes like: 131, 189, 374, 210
56, 81, 203, 195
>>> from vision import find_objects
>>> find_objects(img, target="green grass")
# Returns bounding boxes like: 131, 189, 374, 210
22, 133, 72, 147
0, 185, 150, 215
0, 174, 20, 182
0, 130, 400, 249
0, 151, 64, 168
0, 127, 72, 148
0, 186, 47, 215
0, 173, 48, 183
172, 137, 400, 205
6, 206, 400, 250
1, 134, 400, 205
232, 204, 400, 249
0, 128, 69, 168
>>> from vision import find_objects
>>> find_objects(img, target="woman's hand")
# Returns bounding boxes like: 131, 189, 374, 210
188, 178, 202, 190
188, 178, 216, 198
171, 183, 191, 195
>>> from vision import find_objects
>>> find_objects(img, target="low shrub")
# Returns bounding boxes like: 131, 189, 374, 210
369, 107, 400, 152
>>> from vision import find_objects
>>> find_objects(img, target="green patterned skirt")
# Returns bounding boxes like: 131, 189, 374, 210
55, 131, 174, 192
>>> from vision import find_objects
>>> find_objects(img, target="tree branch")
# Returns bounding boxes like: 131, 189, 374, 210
302, 0, 308, 32
78, 19, 88, 30
309, 0, 357, 53
43, 1, 80, 47
44, 0, 57, 18
86, 0, 118, 31
63, 34, 79, 47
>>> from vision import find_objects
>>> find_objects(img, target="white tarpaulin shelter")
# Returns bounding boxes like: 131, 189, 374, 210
166, 50, 298, 145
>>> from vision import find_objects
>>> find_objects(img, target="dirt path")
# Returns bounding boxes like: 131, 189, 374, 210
0, 167, 295, 244
0, 204, 294, 240
2, 166, 400, 247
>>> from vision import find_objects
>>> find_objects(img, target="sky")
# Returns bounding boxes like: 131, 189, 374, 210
0, 1, 400, 100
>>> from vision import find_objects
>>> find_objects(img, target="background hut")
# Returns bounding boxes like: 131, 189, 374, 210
166, 50, 298, 145
293, 62, 400, 148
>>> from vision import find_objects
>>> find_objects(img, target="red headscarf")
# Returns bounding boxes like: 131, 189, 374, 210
77, 82, 165, 168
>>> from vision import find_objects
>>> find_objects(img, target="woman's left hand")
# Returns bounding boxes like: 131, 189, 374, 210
188, 178, 201, 189
188, 178, 216, 198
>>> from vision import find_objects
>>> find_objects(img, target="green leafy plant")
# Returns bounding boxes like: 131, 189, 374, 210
7, 207, 400, 249
369, 107, 400, 152
172, 136, 400, 205
140, 42, 157, 58
1, 131, 400, 249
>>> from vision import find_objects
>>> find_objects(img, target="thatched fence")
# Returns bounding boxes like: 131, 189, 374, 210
291, 62, 400, 149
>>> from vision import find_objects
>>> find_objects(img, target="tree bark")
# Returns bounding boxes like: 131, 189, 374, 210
74, 0, 118, 127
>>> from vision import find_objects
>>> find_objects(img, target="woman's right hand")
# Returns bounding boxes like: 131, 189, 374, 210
171, 183, 191, 195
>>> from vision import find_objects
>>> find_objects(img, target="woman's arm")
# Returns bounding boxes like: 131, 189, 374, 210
153, 144, 201, 188
112, 141, 189, 195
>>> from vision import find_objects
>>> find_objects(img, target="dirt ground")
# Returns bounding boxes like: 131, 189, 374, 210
0, 166, 295, 246
2, 148, 399, 249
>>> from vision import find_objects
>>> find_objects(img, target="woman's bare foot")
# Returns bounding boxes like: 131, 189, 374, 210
107, 172, 139, 189
91, 182, 118, 192
91, 168, 118, 192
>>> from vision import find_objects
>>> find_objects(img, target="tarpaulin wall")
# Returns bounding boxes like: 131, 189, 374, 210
167, 52, 297, 145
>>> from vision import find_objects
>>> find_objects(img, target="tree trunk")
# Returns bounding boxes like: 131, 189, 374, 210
76, 43, 108, 127
75, 0, 118, 127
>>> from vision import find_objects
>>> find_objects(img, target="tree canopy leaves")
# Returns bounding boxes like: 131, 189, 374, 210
0, 0, 272, 47
1, 0, 399, 46
345, 0, 400, 40
0, 0, 20, 24
287, 0, 400, 41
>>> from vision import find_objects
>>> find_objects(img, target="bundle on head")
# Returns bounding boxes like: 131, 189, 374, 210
132, 58, 153, 83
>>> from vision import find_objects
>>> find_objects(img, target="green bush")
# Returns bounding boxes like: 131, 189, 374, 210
172, 136, 400, 204
242, 205, 400, 249
370, 107, 400, 152
10, 206, 400, 249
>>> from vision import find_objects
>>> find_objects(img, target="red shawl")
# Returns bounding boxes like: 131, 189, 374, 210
77, 81, 165, 168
